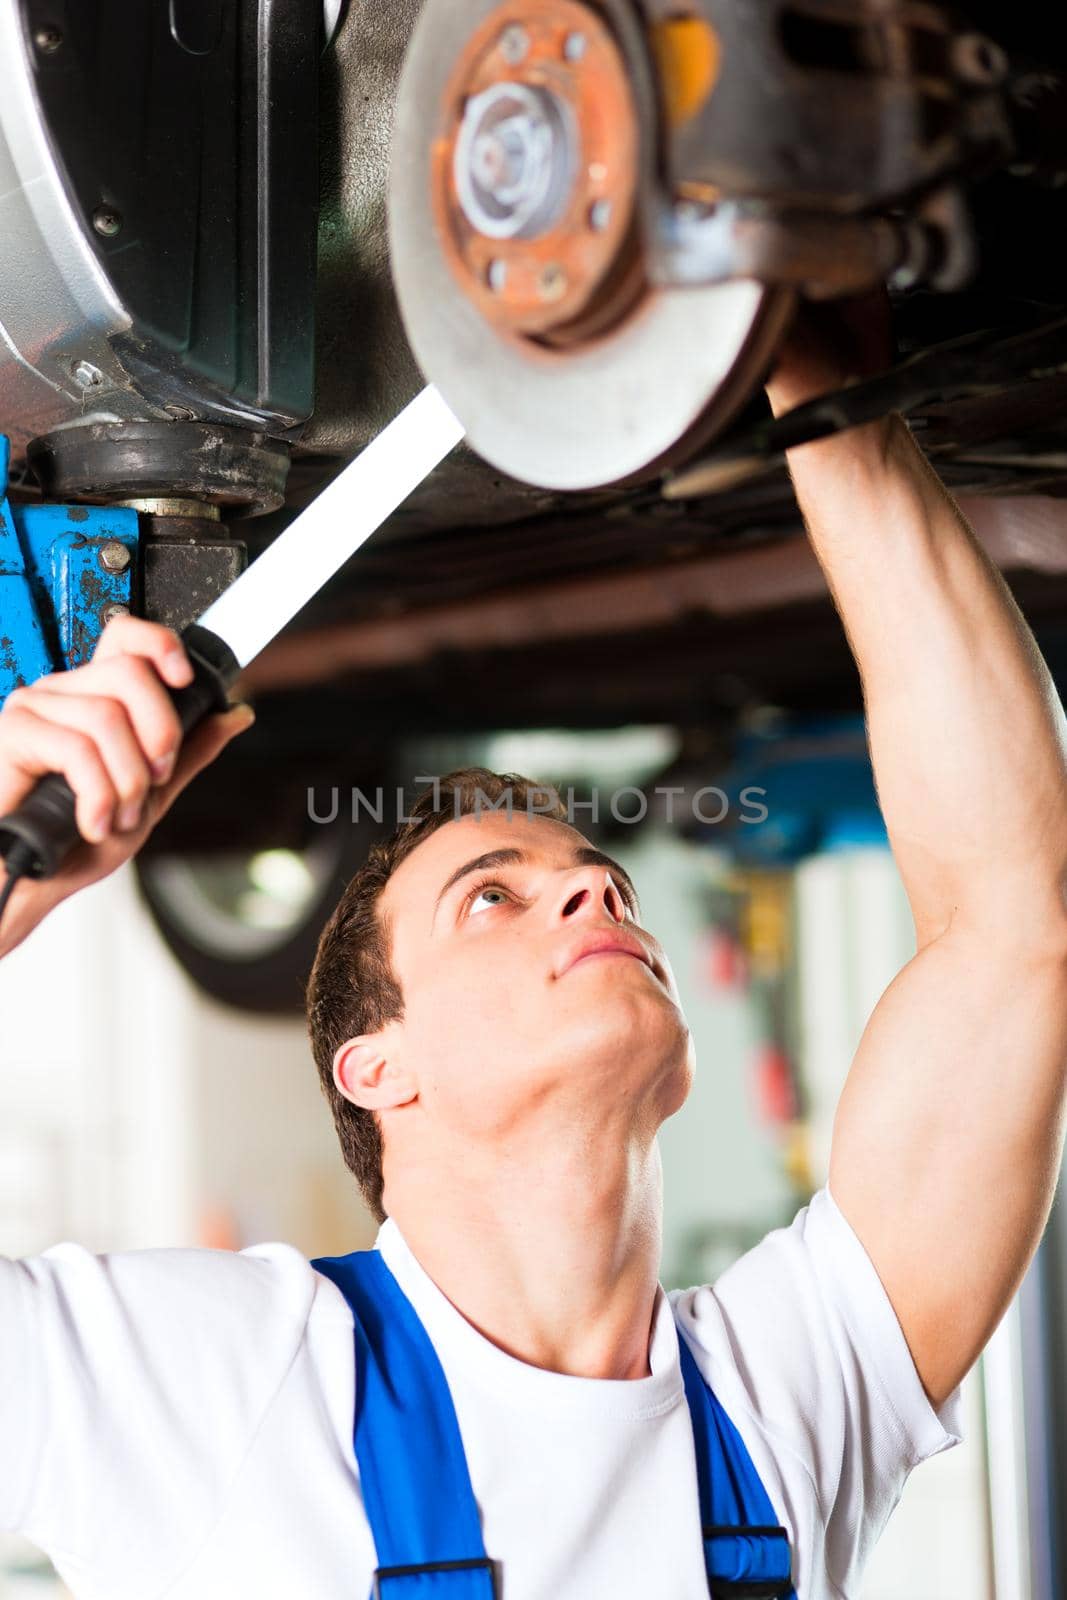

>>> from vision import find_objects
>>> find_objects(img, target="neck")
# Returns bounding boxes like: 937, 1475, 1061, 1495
386, 1118, 664, 1381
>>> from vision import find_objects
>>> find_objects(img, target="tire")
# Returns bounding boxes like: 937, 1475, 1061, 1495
135, 809, 382, 1015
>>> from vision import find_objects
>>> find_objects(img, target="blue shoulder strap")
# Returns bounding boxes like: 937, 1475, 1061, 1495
677, 1327, 797, 1598
312, 1249, 795, 1600
313, 1249, 496, 1598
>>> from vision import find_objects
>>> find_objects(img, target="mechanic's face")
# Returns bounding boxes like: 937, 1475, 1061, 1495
357, 810, 694, 1148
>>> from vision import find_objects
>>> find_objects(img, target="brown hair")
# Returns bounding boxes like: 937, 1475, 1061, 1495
305, 767, 568, 1222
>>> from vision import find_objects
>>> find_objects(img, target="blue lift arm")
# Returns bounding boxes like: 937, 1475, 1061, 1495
0, 436, 139, 706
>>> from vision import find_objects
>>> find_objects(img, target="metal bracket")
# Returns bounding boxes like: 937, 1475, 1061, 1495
0, 435, 139, 706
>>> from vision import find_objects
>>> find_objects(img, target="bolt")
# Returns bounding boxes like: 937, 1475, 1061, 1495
92, 205, 123, 238
951, 33, 1008, 86
539, 262, 567, 301
588, 198, 612, 232
102, 604, 130, 625
674, 199, 705, 224
889, 264, 919, 292
499, 23, 529, 65
486, 258, 508, 292
33, 25, 62, 53
563, 31, 587, 62
73, 360, 103, 389
98, 541, 130, 574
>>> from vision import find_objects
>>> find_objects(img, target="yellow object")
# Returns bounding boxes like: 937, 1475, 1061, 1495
730, 867, 792, 974
782, 1120, 814, 1196
650, 15, 721, 126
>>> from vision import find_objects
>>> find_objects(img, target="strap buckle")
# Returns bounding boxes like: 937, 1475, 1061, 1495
702, 1524, 794, 1599
373, 1557, 497, 1595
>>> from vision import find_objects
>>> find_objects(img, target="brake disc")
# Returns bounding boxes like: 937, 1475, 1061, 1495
389, 0, 791, 491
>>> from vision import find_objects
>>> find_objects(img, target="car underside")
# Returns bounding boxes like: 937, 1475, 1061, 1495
1, 0, 1066, 992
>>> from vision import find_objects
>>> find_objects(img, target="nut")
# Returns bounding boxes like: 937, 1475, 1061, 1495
33, 26, 62, 53
486, 258, 508, 292
101, 604, 130, 626
563, 31, 587, 62
73, 360, 103, 389
539, 262, 568, 301
589, 199, 612, 232
98, 541, 131, 574
499, 24, 529, 65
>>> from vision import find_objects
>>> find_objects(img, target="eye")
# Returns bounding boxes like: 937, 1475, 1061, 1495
464, 880, 513, 917
609, 875, 638, 920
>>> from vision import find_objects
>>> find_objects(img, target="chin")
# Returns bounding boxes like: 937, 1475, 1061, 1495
558, 985, 692, 1092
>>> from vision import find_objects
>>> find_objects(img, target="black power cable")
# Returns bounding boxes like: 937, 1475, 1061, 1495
0, 839, 36, 939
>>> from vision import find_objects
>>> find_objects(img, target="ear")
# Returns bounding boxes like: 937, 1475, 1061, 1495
333, 1026, 417, 1112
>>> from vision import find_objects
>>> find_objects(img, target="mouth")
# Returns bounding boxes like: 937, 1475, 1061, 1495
572, 948, 646, 970
558, 933, 662, 983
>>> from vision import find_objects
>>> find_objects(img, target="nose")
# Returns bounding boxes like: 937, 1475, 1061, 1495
555, 865, 628, 925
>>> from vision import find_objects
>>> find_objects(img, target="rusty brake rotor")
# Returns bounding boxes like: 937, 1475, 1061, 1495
389, 0, 792, 490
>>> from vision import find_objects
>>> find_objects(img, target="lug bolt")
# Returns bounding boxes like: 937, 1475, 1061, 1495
92, 206, 123, 237
499, 24, 529, 65
539, 262, 567, 301
486, 258, 508, 292
33, 25, 62, 53
102, 604, 130, 625
98, 541, 131, 574
589, 198, 612, 232
563, 31, 587, 62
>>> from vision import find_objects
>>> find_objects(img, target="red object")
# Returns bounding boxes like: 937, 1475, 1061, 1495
701, 927, 749, 992
752, 1041, 798, 1125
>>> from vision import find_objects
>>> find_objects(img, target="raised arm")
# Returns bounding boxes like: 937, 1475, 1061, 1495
0, 616, 254, 960
768, 312, 1067, 1407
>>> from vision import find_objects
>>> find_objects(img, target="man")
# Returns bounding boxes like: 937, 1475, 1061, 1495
2, 320, 1066, 1600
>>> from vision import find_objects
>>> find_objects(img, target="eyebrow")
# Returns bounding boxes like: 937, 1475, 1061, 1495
432, 846, 641, 926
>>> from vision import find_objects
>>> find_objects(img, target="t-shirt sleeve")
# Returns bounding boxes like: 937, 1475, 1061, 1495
0, 1240, 319, 1600
671, 1184, 963, 1599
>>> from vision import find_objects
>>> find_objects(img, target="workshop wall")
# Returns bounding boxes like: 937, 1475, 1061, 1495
794, 848, 993, 1600
0, 863, 371, 1261
0, 864, 371, 1596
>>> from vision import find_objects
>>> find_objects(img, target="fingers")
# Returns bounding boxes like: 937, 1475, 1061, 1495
4, 684, 168, 836
0, 612, 254, 856
92, 613, 195, 691
28, 655, 185, 789
766, 291, 896, 416
0, 616, 208, 846
0, 701, 126, 844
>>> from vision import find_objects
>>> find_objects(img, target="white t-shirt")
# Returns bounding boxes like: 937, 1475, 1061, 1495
0, 1186, 961, 1600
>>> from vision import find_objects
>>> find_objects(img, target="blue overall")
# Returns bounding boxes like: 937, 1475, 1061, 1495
312, 1249, 797, 1600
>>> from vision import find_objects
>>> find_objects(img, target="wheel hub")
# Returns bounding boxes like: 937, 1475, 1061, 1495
390, 0, 790, 489
434, 0, 641, 342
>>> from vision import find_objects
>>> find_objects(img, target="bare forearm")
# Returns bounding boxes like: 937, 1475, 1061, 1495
787, 415, 1067, 951
829, 922, 1067, 1404
770, 318, 1067, 1398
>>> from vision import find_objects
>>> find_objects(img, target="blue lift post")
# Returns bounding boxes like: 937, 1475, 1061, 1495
707, 714, 889, 865
0, 436, 139, 706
